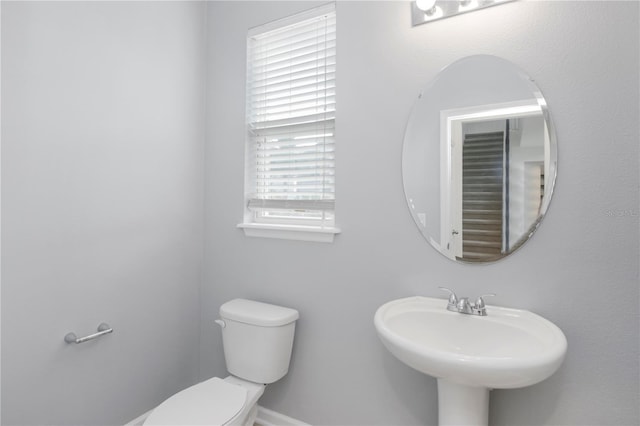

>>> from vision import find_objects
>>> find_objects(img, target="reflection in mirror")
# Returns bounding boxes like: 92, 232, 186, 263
402, 55, 557, 263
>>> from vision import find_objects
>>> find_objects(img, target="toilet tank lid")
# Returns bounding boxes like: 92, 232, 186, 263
220, 299, 299, 326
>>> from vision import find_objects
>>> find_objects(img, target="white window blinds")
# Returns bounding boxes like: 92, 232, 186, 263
245, 4, 336, 228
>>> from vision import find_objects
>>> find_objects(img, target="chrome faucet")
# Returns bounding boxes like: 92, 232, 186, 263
438, 287, 495, 316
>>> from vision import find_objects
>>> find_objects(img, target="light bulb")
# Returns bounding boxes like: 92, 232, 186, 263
416, 0, 437, 12
458, 0, 479, 12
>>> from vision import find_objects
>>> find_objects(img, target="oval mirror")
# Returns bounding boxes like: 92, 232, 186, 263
402, 55, 557, 263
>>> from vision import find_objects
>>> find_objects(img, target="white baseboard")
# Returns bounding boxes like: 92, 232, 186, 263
255, 405, 310, 426
125, 405, 308, 426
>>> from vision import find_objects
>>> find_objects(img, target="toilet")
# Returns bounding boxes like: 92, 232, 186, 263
144, 299, 299, 426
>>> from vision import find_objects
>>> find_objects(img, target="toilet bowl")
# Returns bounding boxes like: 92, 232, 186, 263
143, 299, 299, 426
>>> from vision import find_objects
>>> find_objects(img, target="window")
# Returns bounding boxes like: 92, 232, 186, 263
239, 3, 338, 242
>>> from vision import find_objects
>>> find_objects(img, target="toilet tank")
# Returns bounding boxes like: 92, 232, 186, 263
219, 299, 299, 384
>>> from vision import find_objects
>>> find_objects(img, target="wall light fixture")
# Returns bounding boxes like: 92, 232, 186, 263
411, 0, 514, 26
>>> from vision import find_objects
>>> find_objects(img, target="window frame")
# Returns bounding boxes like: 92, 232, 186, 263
238, 3, 340, 243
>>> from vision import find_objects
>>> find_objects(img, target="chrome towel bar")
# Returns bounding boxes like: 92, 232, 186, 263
64, 323, 113, 344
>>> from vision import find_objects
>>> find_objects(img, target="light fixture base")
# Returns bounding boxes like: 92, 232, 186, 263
411, 0, 515, 27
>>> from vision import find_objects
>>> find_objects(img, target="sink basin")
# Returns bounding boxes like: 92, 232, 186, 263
374, 296, 567, 425
374, 296, 567, 388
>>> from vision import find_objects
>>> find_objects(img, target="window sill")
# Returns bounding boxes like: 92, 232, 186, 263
237, 223, 341, 243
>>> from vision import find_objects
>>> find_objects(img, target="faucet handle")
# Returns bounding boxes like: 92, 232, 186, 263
474, 293, 496, 309
438, 286, 458, 305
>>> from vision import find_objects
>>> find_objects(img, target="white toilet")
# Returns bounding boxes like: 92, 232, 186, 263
144, 299, 299, 426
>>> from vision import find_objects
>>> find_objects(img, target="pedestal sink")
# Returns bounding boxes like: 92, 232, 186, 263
374, 296, 567, 426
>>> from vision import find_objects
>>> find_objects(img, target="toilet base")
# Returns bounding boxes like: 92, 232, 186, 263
224, 376, 266, 426
243, 405, 258, 426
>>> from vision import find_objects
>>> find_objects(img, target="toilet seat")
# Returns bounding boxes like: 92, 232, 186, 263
143, 377, 247, 425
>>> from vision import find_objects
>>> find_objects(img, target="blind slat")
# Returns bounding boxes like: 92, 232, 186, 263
250, 112, 335, 132
249, 54, 335, 84
248, 75, 335, 100
251, 97, 336, 119
249, 50, 336, 80
249, 33, 336, 65
257, 150, 335, 160
249, 122, 335, 139
248, 199, 335, 211
248, 84, 335, 109
249, 64, 336, 93
251, 107, 336, 125
250, 16, 335, 45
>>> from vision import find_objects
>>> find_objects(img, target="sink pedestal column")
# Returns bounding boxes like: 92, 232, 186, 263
437, 379, 490, 426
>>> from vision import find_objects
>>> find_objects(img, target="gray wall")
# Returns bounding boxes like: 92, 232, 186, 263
1, 2, 206, 424
204, 2, 639, 426
1, 1, 638, 425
